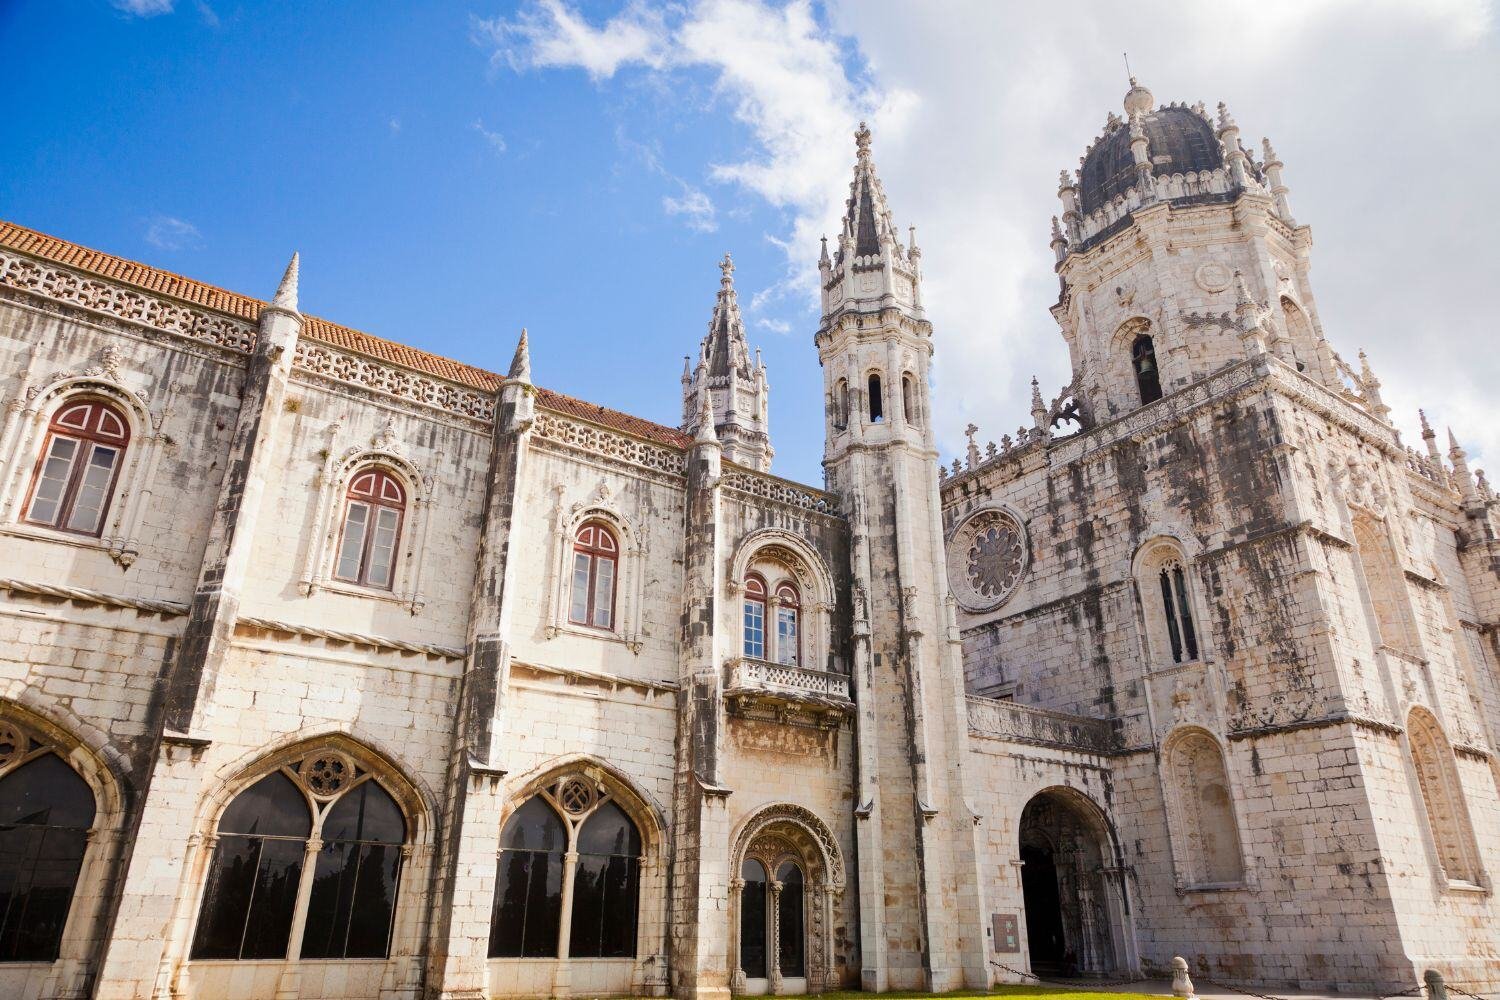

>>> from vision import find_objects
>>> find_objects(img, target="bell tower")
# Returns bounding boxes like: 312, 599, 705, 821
816, 123, 987, 992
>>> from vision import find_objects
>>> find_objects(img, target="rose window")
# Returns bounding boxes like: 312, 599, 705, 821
304, 752, 356, 796
947, 508, 1029, 612
559, 778, 595, 815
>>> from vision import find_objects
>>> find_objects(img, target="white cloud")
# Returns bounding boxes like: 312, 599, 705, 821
475, 0, 669, 79
482, 0, 1500, 473
143, 215, 202, 251
663, 186, 717, 232
112, 0, 174, 15
473, 119, 507, 154
389, 117, 403, 135
756, 317, 792, 335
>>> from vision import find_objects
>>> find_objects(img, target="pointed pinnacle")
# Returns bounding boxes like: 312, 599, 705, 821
855, 121, 872, 157
1448, 428, 1465, 459
720, 252, 734, 287
695, 388, 718, 445
1420, 409, 1434, 435
272, 252, 300, 311
508, 328, 531, 383
1030, 376, 1044, 409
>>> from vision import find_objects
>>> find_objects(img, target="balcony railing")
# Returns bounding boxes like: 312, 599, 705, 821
966, 695, 1117, 755
726, 657, 852, 710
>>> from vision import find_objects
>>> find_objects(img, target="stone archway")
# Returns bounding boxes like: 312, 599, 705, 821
729, 805, 844, 996
1018, 788, 1129, 977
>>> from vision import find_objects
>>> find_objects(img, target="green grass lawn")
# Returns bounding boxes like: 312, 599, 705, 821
808, 986, 1159, 1000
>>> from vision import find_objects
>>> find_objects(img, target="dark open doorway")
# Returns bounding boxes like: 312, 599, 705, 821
1021, 843, 1067, 974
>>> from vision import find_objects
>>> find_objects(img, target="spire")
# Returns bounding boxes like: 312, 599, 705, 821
507, 328, 531, 383
822, 120, 923, 317
272, 252, 300, 312
701, 252, 751, 380
682, 253, 772, 470
838, 121, 899, 262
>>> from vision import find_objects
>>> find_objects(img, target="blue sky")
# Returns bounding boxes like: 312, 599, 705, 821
4, 0, 1498, 482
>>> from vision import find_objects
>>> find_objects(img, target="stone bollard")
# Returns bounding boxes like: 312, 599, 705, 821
1172, 957, 1198, 1000
1425, 970, 1448, 1000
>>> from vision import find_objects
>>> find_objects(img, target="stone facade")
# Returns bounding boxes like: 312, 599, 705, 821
0, 77, 1494, 1000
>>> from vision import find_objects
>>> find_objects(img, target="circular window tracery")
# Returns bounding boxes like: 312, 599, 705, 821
947, 507, 1028, 612
559, 778, 596, 815
303, 751, 357, 797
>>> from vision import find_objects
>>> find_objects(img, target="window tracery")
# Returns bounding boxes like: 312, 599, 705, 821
191, 749, 409, 962
489, 776, 643, 960
946, 507, 1028, 613
1407, 708, 1482, 887
1135, 540, 1203, 668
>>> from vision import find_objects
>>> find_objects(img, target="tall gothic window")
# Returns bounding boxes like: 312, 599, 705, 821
334, 469, 405, 590
867, 373, 884, 423
569, 520, 618, 630
1132, 335, 1162, 405
833, 380, 849, 430
0, 749, 97, 961
743, 574, 767, 659
739, 859, 768, 980
1407, 709, 1481, 885
25, 398, 130, 536
1158, 561, 1199, 663
1352, 516, 1419, 655
776, 861, 805, 978
1167, 731, 1243, 885
490, 780, 643, 960
775, 583, 801, 667
901, 374, 918, 425
193, 754, 407, 961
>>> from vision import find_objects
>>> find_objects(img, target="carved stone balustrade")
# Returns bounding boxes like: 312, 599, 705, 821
966, 695, 1118, 755
725, 657, 853, 724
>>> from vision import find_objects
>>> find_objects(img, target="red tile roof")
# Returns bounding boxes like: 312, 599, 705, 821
0, 220, 690, 449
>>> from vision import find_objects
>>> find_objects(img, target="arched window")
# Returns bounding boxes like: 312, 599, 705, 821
867, 373, 884, 423
739, 859, 768, 980
25, 398, 130, 536
192, 772, 311, 960
743, 575, 767, 660
570, 801, 641, 958
1167, 731, 1243, 885
193, 752, 409, 961
1281, 297, 1312, 372
776, 860, 805, 978
569, 520, 618, 630
334, 469, 406, 590
301, 781, 406, 959
1132, 335, 1162, 405
902, 374, 918, 425
1352, 516, 1419, 655
489, 796, 566, 958
1408, 709, 1481, 885
775, 583, 801, 667
0, 752, 97, 961
489, 780, 643, 959
1158, 560, 1199, 663
833, 380, 849, 431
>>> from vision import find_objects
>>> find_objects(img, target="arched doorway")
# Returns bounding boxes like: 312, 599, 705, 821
730, 805, 845, 996
1018, 788, 1128, 977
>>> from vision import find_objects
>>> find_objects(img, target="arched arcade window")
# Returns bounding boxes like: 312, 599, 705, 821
489, 777, 643, 959
569, 520, 618, 630
1408, 708, 1481, 886
743, 574, 767, 660
774, 583, 801, 667
1158, 560, 1199, 663
776, 860, 805, 978
833, 380, 849, 431
867, 373, 884, 423
1132, 335, 1162, 405
901, 374, 918, 425
334, 469, 406, 590
24, 398, 130, 536
0, 737, 97, 962
1166, 730, 1244, 886
192, 751, 408, 961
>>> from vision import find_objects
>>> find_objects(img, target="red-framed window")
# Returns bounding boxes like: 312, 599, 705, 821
774, 583, 801, 667
569, 520, 618, 629
334, 469, 406, 590
742, 574, 767, 659
24, 399, 131, 537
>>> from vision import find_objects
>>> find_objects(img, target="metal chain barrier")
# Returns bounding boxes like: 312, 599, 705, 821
989, 957, 1163, 990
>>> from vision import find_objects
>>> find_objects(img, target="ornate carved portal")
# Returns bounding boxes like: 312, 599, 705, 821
1018, 790, 1129, 978
729, 807, 844, 996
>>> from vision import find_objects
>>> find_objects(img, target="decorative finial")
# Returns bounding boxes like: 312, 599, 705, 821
272, 251, 300, 312
1051, 216, 1064, 240
1217, 101, 1236, 132
1262, 137, 1279, 163
1420, 409, 1434, 436
1233, 270, 1254, 308
1030, 376, 1045, 411
1059, 169, 1074, 191
855, 121, 872, 157
908, 224, 920, 258
819, 234, 830, 266
964, 422, 981, 468
1448, 427, 1465, 459
1123, 73, 1153, 116
695, 387, 718, 445
720, 252, 734, 287
508, 328, 531, 383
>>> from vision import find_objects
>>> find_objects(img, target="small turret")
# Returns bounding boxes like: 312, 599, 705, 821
680, 253, 773, 471
1262, 137, 1294, 223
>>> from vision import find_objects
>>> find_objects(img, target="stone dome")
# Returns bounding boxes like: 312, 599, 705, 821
1078, 104, 1223, 215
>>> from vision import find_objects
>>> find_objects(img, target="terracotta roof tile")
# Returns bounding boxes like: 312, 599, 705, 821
0, 219, 689, 449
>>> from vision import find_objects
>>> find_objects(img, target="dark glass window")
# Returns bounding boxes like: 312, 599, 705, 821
1132, 335, 1162, 405
1158, 562, 1199, 664
569, 801, 641, 959
489, 796, 565, 958
301, 782, 405, 959
867, 374, 884, 423
739, 859, 768, 979
776, 861, 804, 977
192, 772, 311, 960
0, 753, 96, 962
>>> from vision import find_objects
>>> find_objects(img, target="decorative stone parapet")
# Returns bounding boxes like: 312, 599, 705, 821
726, 657, 852, 710
966, 694, 1117, 755
722, 467, 842, 518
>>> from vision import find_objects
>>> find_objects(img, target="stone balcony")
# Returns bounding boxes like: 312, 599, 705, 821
725, 657, 853, 723
966, 695, 1118, 755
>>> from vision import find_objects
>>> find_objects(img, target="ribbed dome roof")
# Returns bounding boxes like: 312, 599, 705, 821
1078, 105, 1223, 215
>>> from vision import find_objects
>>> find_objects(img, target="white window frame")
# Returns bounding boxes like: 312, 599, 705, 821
543, 490, 642, 651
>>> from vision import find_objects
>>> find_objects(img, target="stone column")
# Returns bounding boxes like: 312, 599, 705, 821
426, 333, 535, 1000
551, 849, 580, 996
273, 835, 325, 1000
768, 879, 784, 995
728, 876, 746, 996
